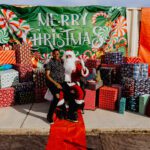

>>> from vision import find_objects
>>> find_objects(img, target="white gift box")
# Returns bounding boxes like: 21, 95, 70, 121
0, 69, 19, 88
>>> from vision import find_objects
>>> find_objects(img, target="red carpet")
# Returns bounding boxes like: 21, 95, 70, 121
45, 111, 87, 150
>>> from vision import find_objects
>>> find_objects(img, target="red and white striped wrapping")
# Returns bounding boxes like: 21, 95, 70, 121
99, 86, 118, 110
84, 89, 96, 110
13, 44, 32, 65
34, 88, 47, 103
0, 69, 19, 88
14, 64, 33, 82
0, 50, 16, 65
123, 57, 142, 63
0, 87, 15, 107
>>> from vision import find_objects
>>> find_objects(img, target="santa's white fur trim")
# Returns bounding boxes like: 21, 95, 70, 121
67, 82, 76, 86
57, 99, 65, 106
65, 50, 75, 57
75, 99, 84, 104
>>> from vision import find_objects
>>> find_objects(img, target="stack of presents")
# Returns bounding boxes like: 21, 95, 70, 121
84, 51, 150, 117
0, 44, 47, 107
0, 44, 150, 117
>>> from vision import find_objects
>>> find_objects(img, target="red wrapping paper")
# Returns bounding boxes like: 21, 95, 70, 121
0, 87, 15, 107
13, 43, 32, 65
84, 89, 96, 110
14, 64, 33, 82
99, 86, 118, 110
123, 57, 142, 63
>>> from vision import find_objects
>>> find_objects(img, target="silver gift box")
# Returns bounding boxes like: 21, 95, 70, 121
0, 69, 19, 88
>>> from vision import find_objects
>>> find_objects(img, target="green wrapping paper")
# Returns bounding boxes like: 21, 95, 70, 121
139, 94, 149, 115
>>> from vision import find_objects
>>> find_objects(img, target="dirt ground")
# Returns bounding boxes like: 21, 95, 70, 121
0, 132, 150, 150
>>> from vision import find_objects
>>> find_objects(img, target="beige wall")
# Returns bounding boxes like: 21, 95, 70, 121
127, 8, 141, 56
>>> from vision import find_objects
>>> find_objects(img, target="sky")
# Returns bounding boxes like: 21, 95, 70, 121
0, 0, 150, 7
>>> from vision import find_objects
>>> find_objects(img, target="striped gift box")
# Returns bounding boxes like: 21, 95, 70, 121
139, 94, 149, 115
14, 64, 33, 82
33, 69, 46, 88
0, 69, 19, 88
0, 87, 15, 107
99, 86, 118, 110
13, 44, 32, 65
0, 50, 16, 65
123, 57, 142, 63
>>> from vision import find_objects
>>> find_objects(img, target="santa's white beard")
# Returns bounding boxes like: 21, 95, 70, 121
63, 58, 76, 82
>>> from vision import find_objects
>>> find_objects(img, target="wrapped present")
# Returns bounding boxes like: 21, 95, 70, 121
101, 64, 121, 83
0, 87, 15, 107
0, 69, 19, 88
104, 52, 123, 64
0, 50, 16, 65
100, 67, 117, 85
33, 69, 46, 88
139, 94, 149, 115
121, 63, 148, 79
112, 84, 122, 110
85, 59, 101, 73
34, 88, 47, 103
122, 77, 135, 97
119, 97, 126, 114
126, 96, 139, 112
13, 82, 34, 92
122, 77, 150, 97
13, 43, 32, 65
14, 64, 33, 82
84, 89, 96, 110
15, 91, 34, 104
145, 97, 150, 117
123, 57, 142, 63
86, 80, 103, 90
99, 86, 118, 110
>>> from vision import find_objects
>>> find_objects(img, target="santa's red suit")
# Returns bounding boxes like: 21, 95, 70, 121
63, 50, 89, 106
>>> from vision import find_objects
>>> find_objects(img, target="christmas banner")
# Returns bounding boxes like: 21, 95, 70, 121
0, 5, 127, 58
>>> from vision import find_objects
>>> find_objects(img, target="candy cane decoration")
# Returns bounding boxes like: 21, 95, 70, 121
0, 9, 19, 33
78, 54, 89, 62
118, 37, 127, 45
92, 11, 109, 25
83, 50, 93, 57
0, 9, 30, 43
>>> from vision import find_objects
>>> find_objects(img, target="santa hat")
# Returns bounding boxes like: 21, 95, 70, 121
65, 50, 75, 56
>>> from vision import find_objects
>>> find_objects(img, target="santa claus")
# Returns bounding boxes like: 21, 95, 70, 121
62, 50, 89, 112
